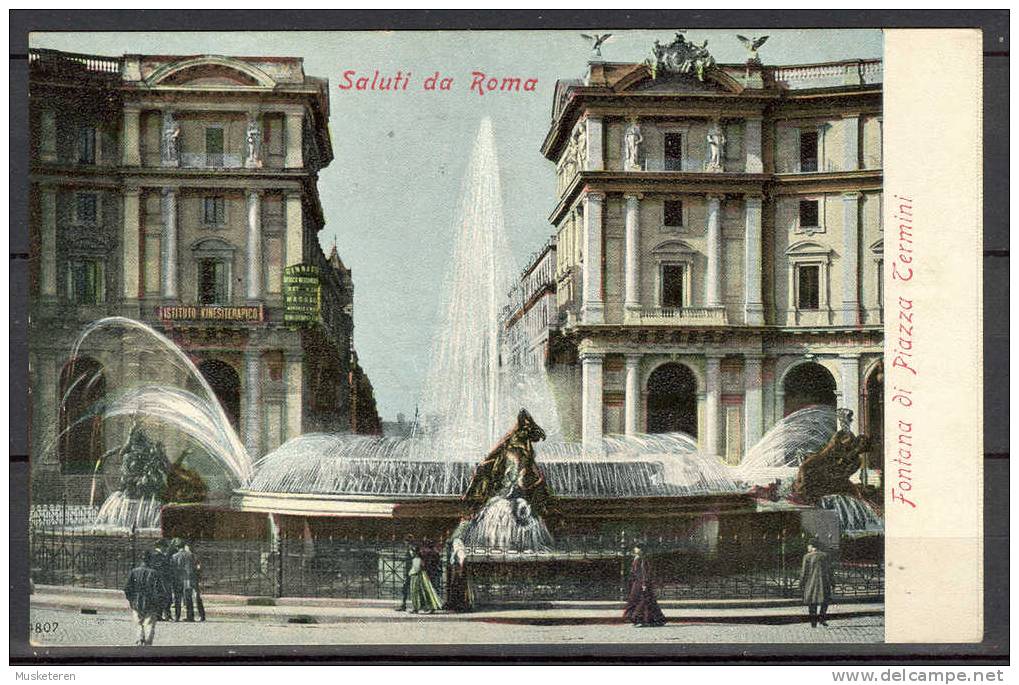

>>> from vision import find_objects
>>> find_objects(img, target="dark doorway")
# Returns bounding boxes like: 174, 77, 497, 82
863, 363, 884, 469
782, 362, 837, 416
646, 362, 697, 436
196, 359, 241, 430
58, 357, 106, 474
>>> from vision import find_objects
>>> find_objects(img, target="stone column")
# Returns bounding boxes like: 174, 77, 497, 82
39, 185, 57, 299
745, 117, 763, 173
285, 192, 303, 266
843, 115, 860, 171
705, 195, 723, 308
623, 193, 641, 314
743, 355, 764, 455
743, 194, 764, 325
122, 107, 141, 167
35, 352, 60, 465
580, 351, 604, 453
246, 190, 263, 300
704, 355, 722, 456
581, 192, 605, 323
624, 354, 641, 435
40, 110, 58, 163
285, 352, 303, 441
839, 354, 861, 428
774, 385, 786, 423
285, 111, 304, 168
160, 188, 178, 299
842, 192, 861, 325
585, 116, 603, 170
243, 349, 262, 458
122, 188, 141, 301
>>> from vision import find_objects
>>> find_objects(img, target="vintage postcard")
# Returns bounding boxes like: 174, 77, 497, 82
20, 25, 984, 655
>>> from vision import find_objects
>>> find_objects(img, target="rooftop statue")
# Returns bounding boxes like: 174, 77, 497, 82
646, 32, 716, 81
737, 34, 769, 64
580, 33, 613, 59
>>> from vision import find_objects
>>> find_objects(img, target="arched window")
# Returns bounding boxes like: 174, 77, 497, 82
646, 362, 698, 436
782, 362, 837, 416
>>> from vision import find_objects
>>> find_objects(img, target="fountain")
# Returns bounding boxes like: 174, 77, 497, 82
41, 119, 881, 596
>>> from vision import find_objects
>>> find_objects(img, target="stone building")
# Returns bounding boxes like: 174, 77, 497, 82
27, 48, 379, 500
511, 45, 884, 465
503, 236, 559, 372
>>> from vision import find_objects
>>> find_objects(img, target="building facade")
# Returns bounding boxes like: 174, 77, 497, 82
28, 48, 379, 500
503, 237, 559, 372
509, 47, 884, 465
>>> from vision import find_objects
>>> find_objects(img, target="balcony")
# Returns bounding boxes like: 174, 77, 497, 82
179, 152, 245, 169
628, 306, 728, 327
29, 48, 122, 79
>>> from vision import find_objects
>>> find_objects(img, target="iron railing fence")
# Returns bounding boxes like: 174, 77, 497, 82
29, 504, 101, 528
29, 525, 883, 603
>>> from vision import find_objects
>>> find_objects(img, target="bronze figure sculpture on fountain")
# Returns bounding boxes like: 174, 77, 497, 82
464, 408, 552, 517
457, 408, 555, 551
792, 408, 874, 505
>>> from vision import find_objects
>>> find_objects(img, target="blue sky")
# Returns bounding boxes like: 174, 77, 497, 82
32, 29, 882, 420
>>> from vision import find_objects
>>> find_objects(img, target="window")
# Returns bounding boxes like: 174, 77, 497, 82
661, 264, 685, 308
77, 126, 96, 165
203, 196, 226, 226
75, 193, 98, 225
205, 127, 225, 167
66, 259, 105, 304
799, 130, 819, 172
663, 200, 684, 228
198, 258, 229, 304
797, 264, 820, 310
664, 132, 683, 171
799, 199, 820, 228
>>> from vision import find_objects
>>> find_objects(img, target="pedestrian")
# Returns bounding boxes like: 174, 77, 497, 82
151, 539, 176, 621
622, 545, 666, 627
443, 538, 473, 612
800, 539, 834, 627
172, 539, 206, 622
407, 545, 442, 614
420, 537, 443, 591
395, 539, 414, 611
124, 551, 168, 646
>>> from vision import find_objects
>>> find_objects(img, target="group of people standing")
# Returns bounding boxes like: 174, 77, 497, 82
396, 537, 473, 615
123, 538, 205, 646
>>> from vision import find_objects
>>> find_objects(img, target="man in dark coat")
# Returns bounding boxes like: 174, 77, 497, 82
151, 539, 176, 621
800, 540, 834, 627
395, 540, 414, 611
124, 551, 167, 646
622, 546, 666, 627
172, 540, 206, 622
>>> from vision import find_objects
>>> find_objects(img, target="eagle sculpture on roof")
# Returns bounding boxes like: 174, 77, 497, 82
737, 34, 769, 62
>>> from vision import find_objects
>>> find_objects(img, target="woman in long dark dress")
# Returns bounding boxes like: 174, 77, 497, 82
622, 546, 666, 627
444, 538, 474, 612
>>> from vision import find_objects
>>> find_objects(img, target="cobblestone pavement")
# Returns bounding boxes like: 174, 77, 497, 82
28, 606, 883, 648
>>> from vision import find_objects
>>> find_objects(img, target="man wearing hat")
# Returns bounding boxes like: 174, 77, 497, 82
800, 539, 834, 627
